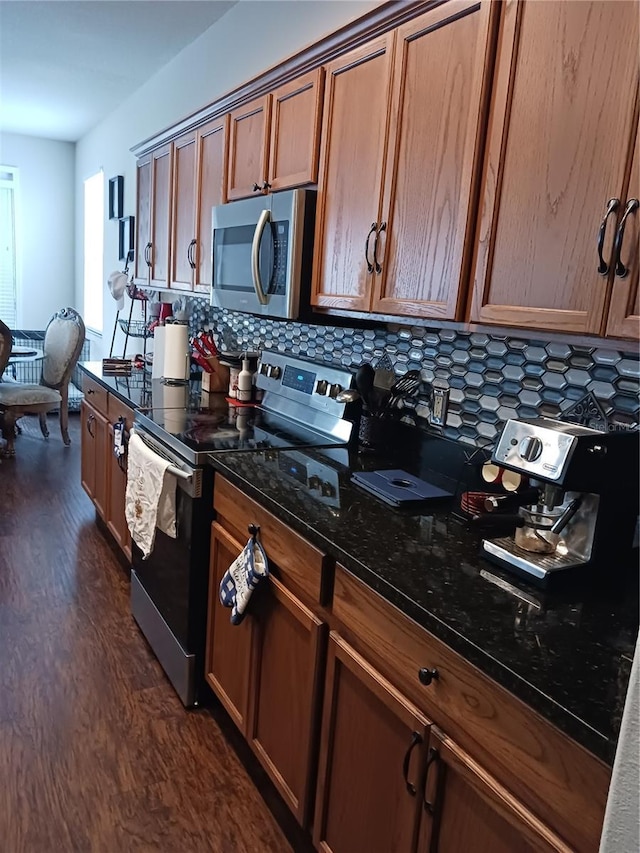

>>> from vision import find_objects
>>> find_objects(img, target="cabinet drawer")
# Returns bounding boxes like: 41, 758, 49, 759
108, 394, 134, 431
81, 375, 108, 417
332, 565, 609, 853
213, 476, 331, 605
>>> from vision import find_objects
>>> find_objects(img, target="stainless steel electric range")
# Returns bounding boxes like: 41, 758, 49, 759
129, 351, 356, 706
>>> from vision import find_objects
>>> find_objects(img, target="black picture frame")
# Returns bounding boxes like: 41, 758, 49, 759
118, 215, 135, 262
108, 176, 124, 220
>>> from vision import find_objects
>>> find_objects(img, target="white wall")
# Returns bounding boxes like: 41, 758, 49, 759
0, 132, 75, 329
75, 0, 380, 358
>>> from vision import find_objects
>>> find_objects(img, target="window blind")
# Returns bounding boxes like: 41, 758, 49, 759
0, 168, 18, 329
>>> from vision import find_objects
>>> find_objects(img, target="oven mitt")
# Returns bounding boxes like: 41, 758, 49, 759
219, 526, 269, 625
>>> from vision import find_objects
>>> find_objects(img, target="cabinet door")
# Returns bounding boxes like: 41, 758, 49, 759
607, 126, 640, 339
419, 728, 569, 853
314, 632, 430, 853
248, 575, 325, 827
80, 400, 107, 519
470, 0, 639, 335
227, 95, 271, 200
312, 34, 395, 312
106, 424, 131, 561
134, 155, 152, 284
150, 143, 173, 288
170, 131, 197, 291
194, 116, 228, 293
205, 523, 254, 735
372, 1, 495, 319
269, 69, 324, 191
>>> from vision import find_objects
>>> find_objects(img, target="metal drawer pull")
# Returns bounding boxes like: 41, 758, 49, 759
373, 221, 386, 274
423, 747, 440, 815
418, 667, 439, 686
613, 198, 639, 278
402, 731, 422, 796
596, 198, 619, 275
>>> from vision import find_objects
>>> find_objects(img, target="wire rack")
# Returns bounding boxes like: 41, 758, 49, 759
117, 319, 151, 338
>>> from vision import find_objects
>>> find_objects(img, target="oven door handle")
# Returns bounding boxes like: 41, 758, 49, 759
132, 427, 202, 498
251, 209, 271, 305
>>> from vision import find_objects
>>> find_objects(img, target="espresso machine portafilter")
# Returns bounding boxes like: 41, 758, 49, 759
481, 418, 639, 586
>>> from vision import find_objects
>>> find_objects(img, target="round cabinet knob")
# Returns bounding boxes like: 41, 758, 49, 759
329, 383, 343, 399
315, 379, 329, 396
418, 667, 439, 686
519, 435, 543, 462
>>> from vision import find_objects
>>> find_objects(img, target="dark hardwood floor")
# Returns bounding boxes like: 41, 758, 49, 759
0, 415, 307, 852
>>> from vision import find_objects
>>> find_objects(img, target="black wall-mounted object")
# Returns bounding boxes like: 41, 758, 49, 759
109, 175, 124, 220
118, 215, 135, 262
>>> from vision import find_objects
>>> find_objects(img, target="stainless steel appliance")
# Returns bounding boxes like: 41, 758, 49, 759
210, 189, 316, 319
481, 417, 639, 585
131, 351, 355, 706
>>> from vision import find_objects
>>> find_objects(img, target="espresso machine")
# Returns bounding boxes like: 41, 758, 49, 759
481, 418, 639, 586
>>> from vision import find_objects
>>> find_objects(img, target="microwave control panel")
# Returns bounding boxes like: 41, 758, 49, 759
269, 221, 289, 295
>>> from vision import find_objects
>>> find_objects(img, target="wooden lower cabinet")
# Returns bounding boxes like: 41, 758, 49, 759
106, 423, 131, 561
80, 399, 107, 519
314, 633, 430, 853
420, 728, 569, 853
206, 520, 326, 828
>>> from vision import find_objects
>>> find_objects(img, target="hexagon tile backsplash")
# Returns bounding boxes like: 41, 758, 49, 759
188, 301, 640, 447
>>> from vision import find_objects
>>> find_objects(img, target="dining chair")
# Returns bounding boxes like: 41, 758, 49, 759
0, 320, 12, 380
0, 308, 86, 456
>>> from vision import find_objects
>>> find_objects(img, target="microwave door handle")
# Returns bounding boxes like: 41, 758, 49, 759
251, 209, 270, 305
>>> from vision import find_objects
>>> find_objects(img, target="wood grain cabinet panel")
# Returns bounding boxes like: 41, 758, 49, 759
314, 632, 430, 853
606, 123, 640, 339
227, 95, 271, 200
149, 143, 173, 289
205, 522, 255, 735
269, 68, 324, 191
134, 154, 152, 284
169, 117, 228, 292
372, 0, 495, 319
248, 576, 325, 827
419, 729, 570, 853
312, 35, 395, 312
470, 0, 639, 335
80, 399, 107, 520
106, 422, 131, 562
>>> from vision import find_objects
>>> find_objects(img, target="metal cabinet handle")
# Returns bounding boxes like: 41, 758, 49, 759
262, 181, 271, 192
144, 242, 152, 267
86, 414, 95, 437
596, 198, 619, 275
373, 221, 386, 274
188, 239, 197, 269
252, 182, 261, 192
86, 388, 94, 395
613, 198, 639, 278
418, 667, 439, 686
365, 222, 377, 274
402, 731, 422, 796
423, 747, 440, 815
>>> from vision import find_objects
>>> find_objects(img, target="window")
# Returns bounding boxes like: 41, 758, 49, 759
0, 166, 19, 328
83, 170, 104, 333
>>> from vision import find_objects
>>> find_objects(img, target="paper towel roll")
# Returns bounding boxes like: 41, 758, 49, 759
151, 327, 166, 380
163, 323, 189, 381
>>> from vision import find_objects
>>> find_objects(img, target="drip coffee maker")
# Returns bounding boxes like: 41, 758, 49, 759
481, 418, 639, 585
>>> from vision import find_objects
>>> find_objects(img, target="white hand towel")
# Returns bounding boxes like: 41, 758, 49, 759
125, 430, 177, 559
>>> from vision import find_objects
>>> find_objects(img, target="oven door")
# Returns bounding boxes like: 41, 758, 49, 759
130, 433, 213, 707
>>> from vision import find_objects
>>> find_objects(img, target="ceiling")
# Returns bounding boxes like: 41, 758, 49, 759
0, 0, 237, 142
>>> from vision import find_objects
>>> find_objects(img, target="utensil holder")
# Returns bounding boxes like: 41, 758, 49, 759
202, 357, 230, 393
358, 411, 395, 453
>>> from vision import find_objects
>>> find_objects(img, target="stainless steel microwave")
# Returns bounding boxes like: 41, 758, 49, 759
210, 188, 316, 319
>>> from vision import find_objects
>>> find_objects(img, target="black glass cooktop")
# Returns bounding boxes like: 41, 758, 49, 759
135, 404, 346, 465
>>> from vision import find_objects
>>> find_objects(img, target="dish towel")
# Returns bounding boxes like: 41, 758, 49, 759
219, 525, 269, 625
125, 429, 177, 559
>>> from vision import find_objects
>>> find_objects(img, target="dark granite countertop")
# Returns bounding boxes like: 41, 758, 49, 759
78, 362, 638, 764
206, 440, 638, 766
78, 362, 204, 410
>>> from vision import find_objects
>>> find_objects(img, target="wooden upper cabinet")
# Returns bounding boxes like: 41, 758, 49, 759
312, 34, 396, 312
314, 632, 430, 853
372, 0, 496, 319
470, 0, 639, 335
227, 95, 271, 200
269, 68, 324, 191
134, 155, 152, 284
419, 729, 570, 853
195, 116, 228, 292
150, 143, 173, 289
606, 123, 640, 339
170, 131, 197, 291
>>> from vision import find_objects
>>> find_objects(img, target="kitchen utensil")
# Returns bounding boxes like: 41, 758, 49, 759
380, 370, 421, 416
355, 364, 376, 412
